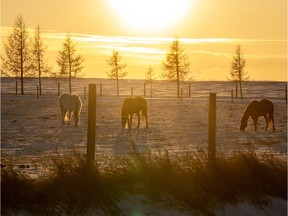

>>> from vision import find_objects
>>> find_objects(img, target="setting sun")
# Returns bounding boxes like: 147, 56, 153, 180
108, 0, 192, 33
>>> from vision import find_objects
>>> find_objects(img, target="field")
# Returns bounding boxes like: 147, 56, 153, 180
1, 78, 287, 215
1, 78, 287, 168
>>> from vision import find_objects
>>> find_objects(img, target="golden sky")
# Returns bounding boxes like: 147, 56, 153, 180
1, 0, 287, 80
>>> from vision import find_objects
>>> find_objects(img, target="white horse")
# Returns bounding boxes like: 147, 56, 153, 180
58, 93, 82, 127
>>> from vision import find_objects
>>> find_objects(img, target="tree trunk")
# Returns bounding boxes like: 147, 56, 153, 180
68, 58, 72, 93
20, 54, 24, 95
176, 53, 180, 98
38, 71, 42, 95
240, 80, 243, 100
38, 49, 42, 95
116, 70, 119, 97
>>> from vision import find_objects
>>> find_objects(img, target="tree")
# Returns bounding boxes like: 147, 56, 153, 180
56, 34, 84, 93
1, 15, 33, 95
31, 25, 51, 95
229, 45, 249, 100
145, 65, 156, 97
106, 50, 127, 97
162, 38, 190, 98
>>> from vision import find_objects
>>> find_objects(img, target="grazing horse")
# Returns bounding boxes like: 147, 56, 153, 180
122, 96, 148, 129
58, 93, 82, 127
240, 99, 275, 131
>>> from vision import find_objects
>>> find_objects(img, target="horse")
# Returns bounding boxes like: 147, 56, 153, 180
58, 93, 82, 127
240, 99, 275, 131
121, 96, 148, 129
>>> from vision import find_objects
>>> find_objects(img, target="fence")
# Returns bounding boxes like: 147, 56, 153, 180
1, 78, 287, 103
1, 78, 287, 170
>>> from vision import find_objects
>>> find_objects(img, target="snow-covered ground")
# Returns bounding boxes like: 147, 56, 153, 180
1, 78, 286, 166
1, 78, 287, 215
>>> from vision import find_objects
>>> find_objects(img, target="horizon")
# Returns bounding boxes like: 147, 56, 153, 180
1, 0, 287, 81
2, 76, 286, 83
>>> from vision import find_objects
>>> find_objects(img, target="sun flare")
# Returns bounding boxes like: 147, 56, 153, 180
108, 0, 192, 33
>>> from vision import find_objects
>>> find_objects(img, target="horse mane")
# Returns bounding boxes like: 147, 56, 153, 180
72, 94, 82, 114
241, 100, 258, 121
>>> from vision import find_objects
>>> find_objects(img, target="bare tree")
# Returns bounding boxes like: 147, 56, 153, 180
145, 65, 156, 97
106, 50, 127, 97
162, 38, 190, 98
31, 25, 51, 95
56, 34, 84, 93
1, 15, 33, 95
229, 45, 249, 100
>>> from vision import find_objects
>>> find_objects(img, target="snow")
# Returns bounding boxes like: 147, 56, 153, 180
1, 78, 287, 214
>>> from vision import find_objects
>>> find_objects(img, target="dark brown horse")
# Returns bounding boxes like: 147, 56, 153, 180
240, 99, 275, 131
122, 96, 148, 129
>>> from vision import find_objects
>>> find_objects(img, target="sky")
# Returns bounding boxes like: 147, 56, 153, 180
1, 0, 287, 81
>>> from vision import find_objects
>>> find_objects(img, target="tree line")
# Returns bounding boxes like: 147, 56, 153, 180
1, 15, 248, 98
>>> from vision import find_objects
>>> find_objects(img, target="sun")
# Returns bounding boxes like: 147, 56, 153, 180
108, 0, 192, 33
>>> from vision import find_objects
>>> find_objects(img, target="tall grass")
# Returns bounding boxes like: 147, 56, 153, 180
1, 150, 286, 215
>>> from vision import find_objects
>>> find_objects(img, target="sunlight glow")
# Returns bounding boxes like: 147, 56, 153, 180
108, 0, 192, 32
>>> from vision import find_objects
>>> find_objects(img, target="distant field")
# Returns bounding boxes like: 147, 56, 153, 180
1, 78, 287, 176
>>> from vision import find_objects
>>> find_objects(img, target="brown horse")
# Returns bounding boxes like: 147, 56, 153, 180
122, 96, 148, 129
240, 99, 275, 131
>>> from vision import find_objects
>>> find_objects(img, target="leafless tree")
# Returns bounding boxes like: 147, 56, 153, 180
229, 45, 249, 99
106, 50, 127, 97
1, 15, 33, 95
31, 25, 51, 95
162, 38, 190, 98
145, 65, 156, 97
56, 34, 84, 93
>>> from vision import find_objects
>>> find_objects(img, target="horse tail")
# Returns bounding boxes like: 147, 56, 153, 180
267, 101, 275, 130
141, 98, 148, 128
141, 98, 147, 117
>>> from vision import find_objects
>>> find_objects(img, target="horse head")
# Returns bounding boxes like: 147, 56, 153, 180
122, 116, 128, 129
240, 118, 247, 131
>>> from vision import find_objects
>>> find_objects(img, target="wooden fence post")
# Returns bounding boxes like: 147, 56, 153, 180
144, 83, 146, 97
16, 81, 18, 95
87, 84, 96, 163
100, 82, 102, 96
235, 84, 238, 99
84, 86, 86, 100
180, 88, 183, 102
37, 85, 39, 99
231, 89, 233, 103
57, 82, 60, 96
208, 93, 216, 162
189, 83, 191, 98
285, 85, 287, 105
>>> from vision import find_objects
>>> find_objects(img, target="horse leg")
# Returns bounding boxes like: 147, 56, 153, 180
145, 114, 148, 128
129, 114, 132, 128
252, 116, 258, 131
264, 115, 268, 130
67, 111, 71, 125
59, 104, 66, 125
272, 116, 275, 131
137, 113, 140, 128
61, 110, 66, 125
74, 112, 79, 127
270, 112, 275, 131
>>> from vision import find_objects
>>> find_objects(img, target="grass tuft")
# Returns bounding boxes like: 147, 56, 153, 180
1, 150, 286, 215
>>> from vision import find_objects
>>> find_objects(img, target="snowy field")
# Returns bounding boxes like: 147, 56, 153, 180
1, 78, 287, 173
1, 78, 287, 215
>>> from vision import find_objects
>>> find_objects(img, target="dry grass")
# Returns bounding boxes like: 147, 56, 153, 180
1, 150, 287, 215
